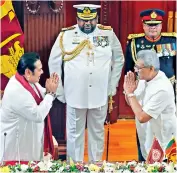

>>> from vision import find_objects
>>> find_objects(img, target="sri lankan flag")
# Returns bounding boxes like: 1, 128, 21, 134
0, 0, 24, 95
165, 137, 177, 163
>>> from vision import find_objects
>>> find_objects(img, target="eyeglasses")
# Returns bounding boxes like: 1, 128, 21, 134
134, 64, 147, 71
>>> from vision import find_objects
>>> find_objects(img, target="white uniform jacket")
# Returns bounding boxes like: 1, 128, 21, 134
48, 24, 124, 109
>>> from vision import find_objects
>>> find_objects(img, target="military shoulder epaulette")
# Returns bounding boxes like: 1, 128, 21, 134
61, 26, 76, 32
161, 32, 177, 37
128, 33, 145, 39
97, 24, 112, 30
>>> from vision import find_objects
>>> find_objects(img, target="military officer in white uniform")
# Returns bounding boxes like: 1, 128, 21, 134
48, 4, 124, 162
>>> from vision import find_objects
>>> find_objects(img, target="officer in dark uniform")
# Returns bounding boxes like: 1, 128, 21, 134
125, 9, 176, 161
125, 9, 176, 84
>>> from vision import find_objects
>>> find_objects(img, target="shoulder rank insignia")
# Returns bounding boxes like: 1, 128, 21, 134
161, 32, 177, 38
128, 33, 145, 40
61, 26, 76, 32
97, 24, 112, 30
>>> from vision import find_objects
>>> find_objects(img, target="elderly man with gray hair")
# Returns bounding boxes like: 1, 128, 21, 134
123, 49, 176, 161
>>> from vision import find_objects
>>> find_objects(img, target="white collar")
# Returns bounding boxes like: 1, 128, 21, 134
146, 71, 163, 85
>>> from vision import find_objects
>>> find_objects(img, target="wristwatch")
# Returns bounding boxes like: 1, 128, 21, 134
127, 93, 135, 98
48, 92, 56, 98
123, 91, 135, 98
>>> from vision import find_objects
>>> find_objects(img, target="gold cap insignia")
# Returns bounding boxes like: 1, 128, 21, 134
151, 12, 157, 19
83, 7, 91, 15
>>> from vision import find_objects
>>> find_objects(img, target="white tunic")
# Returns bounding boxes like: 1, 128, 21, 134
0, 76, 54, 161
48, 24, 124, 108
135, 71, 177, 159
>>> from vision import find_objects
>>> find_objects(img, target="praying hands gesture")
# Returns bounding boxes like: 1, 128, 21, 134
123, 71, 138, 94
45, 72, 59, 94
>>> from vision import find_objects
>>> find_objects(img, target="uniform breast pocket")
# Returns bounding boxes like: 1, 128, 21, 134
95, 45, 112, 58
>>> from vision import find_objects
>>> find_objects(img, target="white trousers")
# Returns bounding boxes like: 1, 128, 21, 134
66, 104, 108, 162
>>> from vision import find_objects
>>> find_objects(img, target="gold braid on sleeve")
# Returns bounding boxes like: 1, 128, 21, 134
131, 38, 138, 63
59, 32, 91, 62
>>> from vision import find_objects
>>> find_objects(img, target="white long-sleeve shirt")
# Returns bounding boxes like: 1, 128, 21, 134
135, 71, 177, 159
0, 76, 54, 161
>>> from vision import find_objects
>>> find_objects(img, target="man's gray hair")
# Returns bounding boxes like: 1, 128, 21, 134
137, 50, 160, 71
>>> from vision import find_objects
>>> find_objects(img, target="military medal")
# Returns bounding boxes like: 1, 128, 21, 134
162, 44, 169, 57
93, 36, 109, 47
156, 44, 163, 57
170, 43, 176, 56
72, 31, 80, 44
140, 45, 145, 49
101, 36, 109, 47
166, 43, 173, 56
72, 38, 80, 44
140, 40, 145, 49
93, 36, 99, 47
151, 44, 155, 51
146, 45, 151, 48
156, 44, 162, 53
